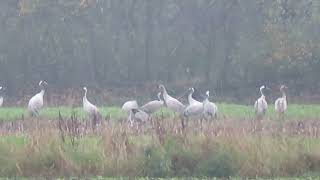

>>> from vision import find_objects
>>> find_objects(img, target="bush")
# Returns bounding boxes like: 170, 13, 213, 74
143, 146, 172, 177
196, 150, 236, 178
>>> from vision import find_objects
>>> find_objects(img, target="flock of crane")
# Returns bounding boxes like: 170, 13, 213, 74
0, 81, 288, 127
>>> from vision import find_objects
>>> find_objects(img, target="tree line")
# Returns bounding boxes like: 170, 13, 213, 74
0, 0, 319, 101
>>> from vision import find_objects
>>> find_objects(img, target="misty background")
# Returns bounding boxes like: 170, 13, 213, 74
0, 0, 319, 105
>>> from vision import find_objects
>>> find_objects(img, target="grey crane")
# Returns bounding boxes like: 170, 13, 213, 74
203, 91, 218, 120
28, 80, 48, 117
122, 100, 139, 113
158, 84, 185, 114
128, 108, 150, 132
83, 87, 101, 126
275, 85, 288, 118
140, 92, 164, 114
83, 87, 99, 116
254, 85, 269, 120
182, 88, 205, 128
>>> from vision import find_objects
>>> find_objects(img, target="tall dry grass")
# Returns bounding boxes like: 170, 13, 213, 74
0, 115, 319, 178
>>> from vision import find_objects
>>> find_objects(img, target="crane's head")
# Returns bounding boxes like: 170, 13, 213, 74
259, 85, 265, 91
158, 84, 165, 92
39, 80, 48, 86
0, 87, 2, 90
206, 91, 210, 97
83, 87, 87, 92
187, 87, 195, 94
280, 85, 288, 91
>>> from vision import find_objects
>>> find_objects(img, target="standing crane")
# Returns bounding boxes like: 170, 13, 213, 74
128, 108, 149, 130
159, 84, 186, 128
158, 84, 185, 114
254, 85, 269, 120
28, 80, 48, 117
203, 91, 218, 120
182, 88, 208, 128
83, 87, 101, 126
275, 85, 288, 119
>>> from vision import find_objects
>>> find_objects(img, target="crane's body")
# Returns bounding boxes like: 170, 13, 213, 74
188, 88, 202, 105
122, 100, 139, 113
83, 87, 99, 116
203, 91, 218, 120
128, 108, 150, 130
183, 102, 204, 119
159, 84, 185, 114
254, 85, 268, 119
28, 81, 47, 116
275, 85, 288, 114
140, 92, 164, 114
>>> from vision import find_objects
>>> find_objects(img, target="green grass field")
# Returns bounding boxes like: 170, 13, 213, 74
0, 103, 319, 121
0, 103, 320, 121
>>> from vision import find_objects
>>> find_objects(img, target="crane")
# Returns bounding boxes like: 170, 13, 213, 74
83, 87, 101, 126
203, 91, 218, 120
140, 92, 164, 114
158, 84, 185, 114
122, 100, 139, 113
28, 80, 48, 117
275, 85, 288, 118
128, 108, 149, 126
254, 85, 269, 120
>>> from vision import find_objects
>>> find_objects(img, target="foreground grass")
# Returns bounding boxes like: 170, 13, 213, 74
0, 103, 319, 121
0, 129, 320, 178
0, 117, 319, 178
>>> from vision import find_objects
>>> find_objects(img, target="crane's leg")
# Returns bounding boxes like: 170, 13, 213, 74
180, 114, 186, 130
200, 117, 203, 130
214, 113, 218, 120
33, 109, 39, 117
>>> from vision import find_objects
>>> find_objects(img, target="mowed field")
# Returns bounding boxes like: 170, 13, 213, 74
0, 103, 319, 178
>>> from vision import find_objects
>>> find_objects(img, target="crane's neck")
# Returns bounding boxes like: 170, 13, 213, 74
188, 92, 193, 103
202, 96, 209, 107
39, 89, 45, 96
162, 88, 169, 100
260, 89, 265, 98
83, 90, 88, 101
157, 93, 163, 102
281, 89, 286, 99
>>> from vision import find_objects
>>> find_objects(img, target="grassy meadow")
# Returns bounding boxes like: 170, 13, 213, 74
0, 103, 319, 121
0, 103, 319, 178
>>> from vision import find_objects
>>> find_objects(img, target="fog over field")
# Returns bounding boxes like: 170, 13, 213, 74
0, 0, 319, 178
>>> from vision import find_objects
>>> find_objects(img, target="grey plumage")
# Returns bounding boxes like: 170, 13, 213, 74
203, 91, 218, 120
128, 108, 149, 127
159, 84, 185, 114
140, 92, 164, 114
28, 81, 48, 117
122, 100, 139, 113
254, 85, 268, 119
